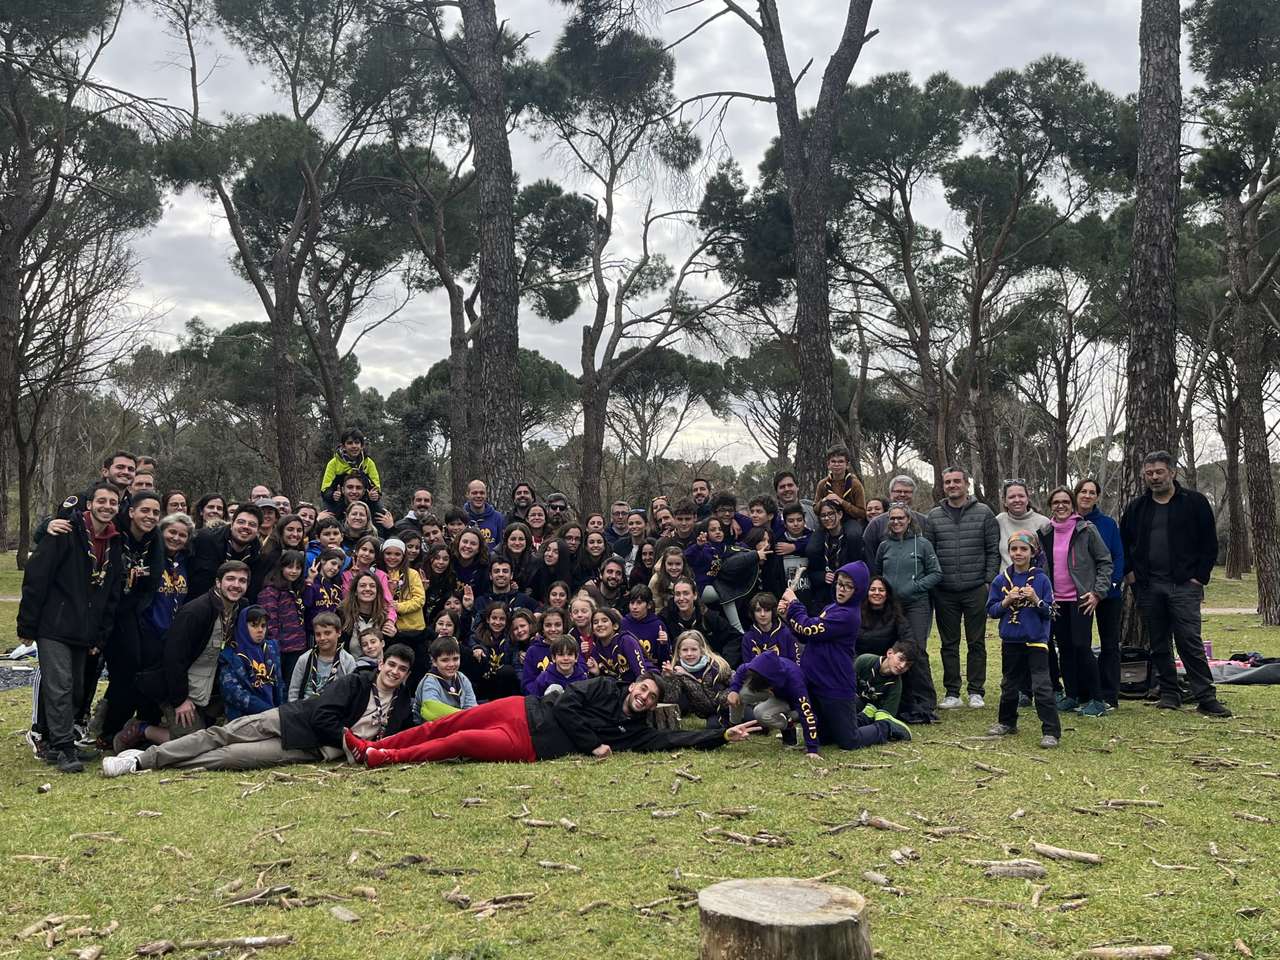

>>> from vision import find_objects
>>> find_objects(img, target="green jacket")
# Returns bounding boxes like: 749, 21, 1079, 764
875, 533, 942, 604
855, 653, 902, 716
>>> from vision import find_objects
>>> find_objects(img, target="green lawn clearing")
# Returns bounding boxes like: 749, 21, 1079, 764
1, 568, 1277, 959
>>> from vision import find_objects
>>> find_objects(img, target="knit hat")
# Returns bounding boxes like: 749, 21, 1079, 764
382, 538, 406, 553
1007, 530, 1037, 549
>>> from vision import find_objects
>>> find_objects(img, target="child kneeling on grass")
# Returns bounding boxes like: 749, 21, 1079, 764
727, 650, 822, 757
416, 636, 477, 720
854, 641, 916, 720
986, 531, 1061, 749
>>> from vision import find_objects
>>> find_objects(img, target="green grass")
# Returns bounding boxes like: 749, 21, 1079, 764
1203, 570, 1261, 610
2, 564, 1278, 959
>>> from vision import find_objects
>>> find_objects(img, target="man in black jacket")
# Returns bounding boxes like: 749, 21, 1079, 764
1119, 451, 1231, 716
346, 673, 760, 766
187, 504, 263, 600
139, 561, 250, 736
18, 482, 125, 773
103, 646, 419, 775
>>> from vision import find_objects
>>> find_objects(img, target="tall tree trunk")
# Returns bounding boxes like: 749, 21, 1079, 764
1222, 392, 1251, 579
270, 265, 308, 501
12, 417, 32, 569
1122, 0, 1181, 501
1232, 326, 1280, 622
578, 373, 608, 516
459, 0, 522, 500
0, 249, 20, 557
0, 426, 9, 554
446, 295, 471, 508
791, 206, 835, 489
1223, 187, 1280, 623
972, 359, 1001, 510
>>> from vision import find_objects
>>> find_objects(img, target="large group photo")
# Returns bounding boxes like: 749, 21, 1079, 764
3, 0, 1279, 958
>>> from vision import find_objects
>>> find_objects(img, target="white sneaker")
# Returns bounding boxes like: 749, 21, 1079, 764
101, 749, 143, 778
24, 729, 45, 760
7, 641, 36, 660
968, 694, 985, 708
939, 695, 963, 709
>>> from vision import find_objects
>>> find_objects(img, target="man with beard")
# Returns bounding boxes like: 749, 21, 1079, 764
188, 504, 263, 600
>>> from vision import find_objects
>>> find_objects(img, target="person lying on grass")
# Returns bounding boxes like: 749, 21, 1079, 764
343, 673, 761, 767
102, 645, 419, 776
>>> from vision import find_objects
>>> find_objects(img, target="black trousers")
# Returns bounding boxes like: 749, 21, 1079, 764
810, 694, 888, 751
1094, 596, 1122, 706
998, 644, 1060, 737
1134, 580, 1216, 703
1053, 601, 1099, 703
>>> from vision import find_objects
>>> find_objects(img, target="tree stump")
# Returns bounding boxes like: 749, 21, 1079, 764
650, 703, 681, 731
698, 877, 872, 960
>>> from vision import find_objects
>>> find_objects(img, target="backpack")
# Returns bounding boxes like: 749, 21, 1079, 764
1119, 646, 1151, 699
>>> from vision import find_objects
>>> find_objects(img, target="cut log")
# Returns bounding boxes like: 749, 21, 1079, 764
651, 703, 681, 731
698, 878, 872, 960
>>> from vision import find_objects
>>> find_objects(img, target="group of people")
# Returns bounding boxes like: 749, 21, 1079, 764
15, 431, 1230, 777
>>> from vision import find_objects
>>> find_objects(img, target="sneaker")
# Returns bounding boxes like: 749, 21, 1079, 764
939, 695, 963, 709
1156, 697, 1181, 710
986, 723, 1016, 736
73, 724, 92, 747
1196, 699, 1233, 718
1078, 700, 1107, 718
343, 728, 368, 763
24, 729, 46, 762
101, 749, 144, 778
967, 694, 985, 708
861, 704, 878, 719
112, 719, 146, 754
1039, 735, 1059, 749
1056, 695, 1079, 713
55, 749, 84, 774
364, 747, 391, 769
874, 710, 912, 742
6, 641, 37, 660
1017, 692, 1032, 708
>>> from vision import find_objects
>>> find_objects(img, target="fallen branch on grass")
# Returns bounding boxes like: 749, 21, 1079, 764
1081, 948, 1173, 959
134, 935, 293, 955
1030, 842, 1103, 865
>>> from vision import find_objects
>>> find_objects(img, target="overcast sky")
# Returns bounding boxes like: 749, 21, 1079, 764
98, 0, 1153, 466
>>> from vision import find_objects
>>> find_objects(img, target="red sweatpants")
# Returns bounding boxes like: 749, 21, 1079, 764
373, 696, 536, 764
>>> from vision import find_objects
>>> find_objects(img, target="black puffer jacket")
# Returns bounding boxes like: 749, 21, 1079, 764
17, 512, 123, 649
926, 496, 1001, 591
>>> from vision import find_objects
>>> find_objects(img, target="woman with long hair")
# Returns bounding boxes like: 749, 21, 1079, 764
383, 537, 428, 690
450, 528, 491, 598
339, 571, 397, 655
859, 576, 911, 657
259, 549, 309, 683
525, 504, 549, 548
193, 493, 226, 530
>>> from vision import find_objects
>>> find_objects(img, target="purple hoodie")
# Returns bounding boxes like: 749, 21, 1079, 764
786, 560, 869, 699
621, 612, 667, 663
729, 651, 820, 753
740, 621, 800, 666
531, 660, 590, 697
